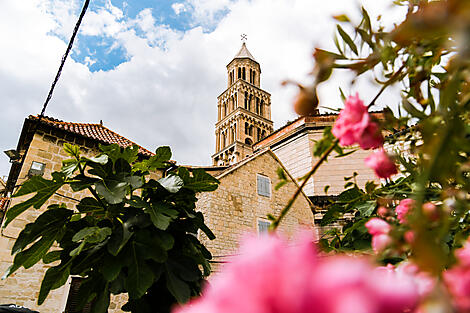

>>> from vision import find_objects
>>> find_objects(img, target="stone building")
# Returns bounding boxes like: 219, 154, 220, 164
212, 42, 273, 166
0, 41, 379, 312
254, 114, 379, 197
198, 148, 313, 265
0, 115, 154, 312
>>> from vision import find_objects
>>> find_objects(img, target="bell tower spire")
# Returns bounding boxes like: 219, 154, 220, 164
212, 38, 273, 166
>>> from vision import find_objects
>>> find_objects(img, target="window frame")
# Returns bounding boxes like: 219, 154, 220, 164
256, 174, 271, 198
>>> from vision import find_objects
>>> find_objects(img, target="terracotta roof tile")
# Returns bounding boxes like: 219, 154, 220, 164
30, 115, 154, 156
0, 197, 10, 211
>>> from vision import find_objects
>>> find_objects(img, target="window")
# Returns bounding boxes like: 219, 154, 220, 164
64, 277, 93, 313
257, 174, 271, 197
258, 219, 270, 234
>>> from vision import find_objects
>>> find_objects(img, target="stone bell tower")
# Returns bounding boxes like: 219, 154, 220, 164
212, 40, 273, 166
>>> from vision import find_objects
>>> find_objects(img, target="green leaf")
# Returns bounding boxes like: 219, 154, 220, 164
165, 270, 190, 303
61, 159, 79, 177
182, 169, 219, 192
70, 241, 86, 257
101, 255, 123, 281
124, 244, 155, 299
146, 202, 179, 230
38, 263, 71, 304
100, 144, 139, 164
195, 212, 215, 240
12, 206, 73, 254
91, 284, 110, 313
356, 201, 376, 217
134, 146, 172, 171
402, 98, 427, 119
124, 176, 143, 189
72, 227, 112, 244
43, 250, 61, 264
158, 175, 184, 193
96, 178, 128, 204
337, 24, 358, 55
64, 143, 80, 158
167, 257, 200, 282
77, 197, 104, 213
70, 175, 100, 192
333, 14, 350, 22
84, 155, 109, 165
5, 173, 66, 227
107, 222, 133, 256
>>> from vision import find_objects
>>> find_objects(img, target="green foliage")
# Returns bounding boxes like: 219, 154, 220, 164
312, 0, 470, 275
3, 144, 219, 312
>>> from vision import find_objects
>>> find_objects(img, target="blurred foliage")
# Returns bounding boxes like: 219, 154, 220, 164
314, 0, 470, 275
3, 143, 218, 313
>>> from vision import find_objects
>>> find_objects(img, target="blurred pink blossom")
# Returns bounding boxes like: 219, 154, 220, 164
377, 206, 389, 218
444, 241, 470, 311
422, 202, 439, 221
366, 218, 391, 236
332, 93, 383, 150
372, 234, 393, 253
364, 149, 398, 179
396, 199, 415, 224
404, 230, 415, 244
174, 235, 419, 313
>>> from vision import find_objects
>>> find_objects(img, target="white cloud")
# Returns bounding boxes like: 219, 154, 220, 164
0, 0, 405, 177
172, 3, 187, 15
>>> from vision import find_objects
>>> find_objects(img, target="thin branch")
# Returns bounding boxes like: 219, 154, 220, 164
368, 61, 407, 108
271, 139, 339, 231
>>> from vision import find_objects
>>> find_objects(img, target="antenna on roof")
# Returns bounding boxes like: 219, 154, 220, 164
240, 34, 247, 43
100, 120, 103, 126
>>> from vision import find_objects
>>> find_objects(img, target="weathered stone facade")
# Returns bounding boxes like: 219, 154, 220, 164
199, 149, 314, 268
0, 120, 150, 312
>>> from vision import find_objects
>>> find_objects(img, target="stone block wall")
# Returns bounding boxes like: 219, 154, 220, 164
0, 132, 128, 313
197, 151, 314, 270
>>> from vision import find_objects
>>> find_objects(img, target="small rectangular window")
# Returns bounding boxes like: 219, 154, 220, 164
258, 219, 270, 234
257, 174, 271, 197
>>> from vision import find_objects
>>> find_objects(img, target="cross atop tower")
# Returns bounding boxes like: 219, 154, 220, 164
212, 41, 273, 166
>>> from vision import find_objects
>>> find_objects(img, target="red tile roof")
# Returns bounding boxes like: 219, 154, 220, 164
0, 197, 10, 211
30, 115, 154, 156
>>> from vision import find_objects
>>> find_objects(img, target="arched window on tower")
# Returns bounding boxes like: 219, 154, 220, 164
253, 70, 256, 84
234, 93, 237, 108
245, 138, 253, 145
249, 69, 253, 83
224, 101, 228, 116
245, 122, 249, 135
242, 67, 246, 80
230, 72, 233, 85
255, 97, 260, 115
260, 100, 264, 117
244, 92, 248, 109
238, 67, 241, 79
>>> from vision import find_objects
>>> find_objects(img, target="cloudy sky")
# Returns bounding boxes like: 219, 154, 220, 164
0, 0, 405, 178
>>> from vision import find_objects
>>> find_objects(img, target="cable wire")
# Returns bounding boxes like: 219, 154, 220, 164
39, 0, 90, 117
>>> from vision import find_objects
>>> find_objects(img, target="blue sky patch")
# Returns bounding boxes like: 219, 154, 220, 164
65, 0, 230, 71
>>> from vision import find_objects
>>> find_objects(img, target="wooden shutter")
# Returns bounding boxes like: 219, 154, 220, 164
64, 277, 93, 313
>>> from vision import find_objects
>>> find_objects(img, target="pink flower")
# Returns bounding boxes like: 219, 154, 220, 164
364, 149, 398, 179
377, 206, 389, 218
404, 230, 415, 244
396, 199, 415, 224
332, 93, 383, 150
175, 234, 419, 313
422, 202, 439, 221
372, 234, 392, 253
444, 242, 470, 312
365, 218, 391, 236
